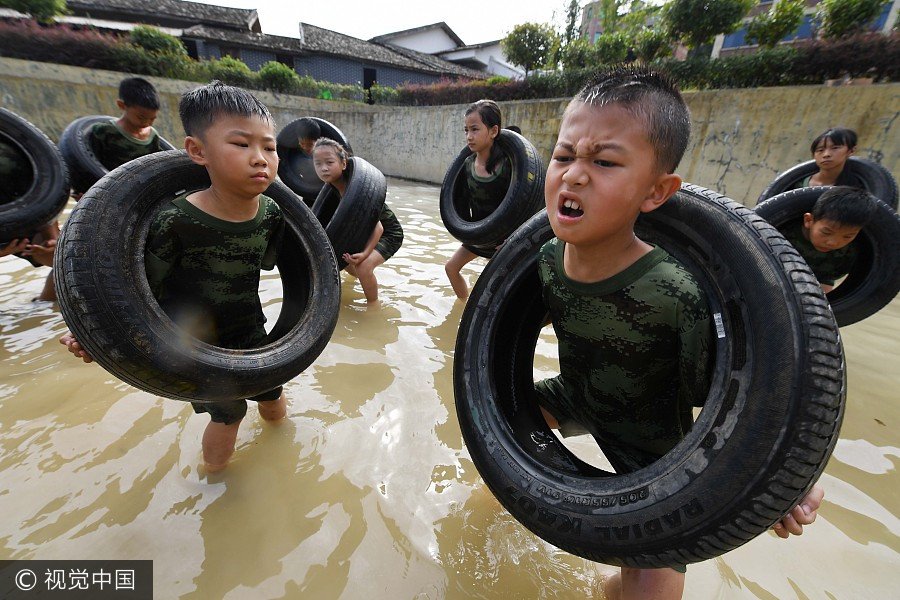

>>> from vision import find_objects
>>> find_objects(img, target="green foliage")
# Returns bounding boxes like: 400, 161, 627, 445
663, 0, 755, 49
593, 31, 631, 63
128, 25, 186, 56
501, 22, 558, 78
633, 28, 672, 62
562, 0, 582, 47
199, 55, 254, 88
367, 83, 399, 105
258, 60, 300, 93
817, 0, 889, 39
486, 75, 512, 85
746, 0, 805, 48
0, 0, 67, 23
618, 1, 664, 36
559, 38, 598, 70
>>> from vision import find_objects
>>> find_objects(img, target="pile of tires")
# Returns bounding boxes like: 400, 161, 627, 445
454, 184, 845, 569
54, 150, 341, 402
58, 115, 176, 194
276, 117, 352, 204
0, 108, 69, 243
440, 129, 545, 258
310, 156, 385, 270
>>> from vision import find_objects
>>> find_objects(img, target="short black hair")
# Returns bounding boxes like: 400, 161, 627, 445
505, 125, 522, 134
296, 117, 321, 141
179, 80, 273, 138
810, 127, 858, 155
568, 65, 690, 173
811, 186, 878, 227
119, 77, 160, 110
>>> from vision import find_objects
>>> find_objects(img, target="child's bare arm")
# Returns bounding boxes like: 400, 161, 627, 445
59, 332, 94, 364
343, 221, 384, 265
772, 483, 824, 538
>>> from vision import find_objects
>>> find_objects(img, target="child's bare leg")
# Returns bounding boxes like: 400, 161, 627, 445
356, 251, 385, 304
604, 567, 684, 600
258, 392, 286, 421
445, 246, 477, 300
202, 420, 242, 472
37, 270, 56, 302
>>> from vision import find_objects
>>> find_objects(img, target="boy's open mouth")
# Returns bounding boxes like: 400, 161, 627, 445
560, 198, 584, 218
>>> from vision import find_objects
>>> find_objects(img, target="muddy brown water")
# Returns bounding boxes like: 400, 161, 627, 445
0, 179, 897, 599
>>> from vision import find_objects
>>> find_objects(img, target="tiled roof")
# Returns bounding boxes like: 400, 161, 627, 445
298, 23, 486, 79
369, 22, 465, 48
66, 0, 259, 32
182, 25, 303, 53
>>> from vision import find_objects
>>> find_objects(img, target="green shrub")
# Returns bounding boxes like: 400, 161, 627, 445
486, 75, 512, 85
258, 60, 300, 93
199, 56, 257, 88
128, 25, 186, 56
593, 32, 631, 64
368, 83, 399, 105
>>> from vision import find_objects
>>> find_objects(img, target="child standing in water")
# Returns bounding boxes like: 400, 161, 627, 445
445, 99, 512, 300
61, 81, 286, 473
313, 138, 403, 304
798, 127, 860, 188
534, 66, 823, 599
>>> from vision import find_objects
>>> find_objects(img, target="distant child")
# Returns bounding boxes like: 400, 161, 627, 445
313, 138, 403, 304
0, 140, 59, 301
533, 66, 822, 600
294, 117, 322, 184
90, 77, 163, 172
445, 99, 512, 300
779, 186, 877, 292
505, 125, 522, 135
61, 81, 286, 472
798, 127, 860, 188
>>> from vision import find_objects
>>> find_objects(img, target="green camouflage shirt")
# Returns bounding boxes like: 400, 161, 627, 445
780, 221, 858, 286
0, 140, 33, 203
144, 193, 284, 348
90, 120, 162, 171
534, 238, 713, 473
463, 153, 511, 220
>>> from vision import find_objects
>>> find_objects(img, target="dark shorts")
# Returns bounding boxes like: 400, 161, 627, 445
191, 385, 283, 425
374, 226, 403, 261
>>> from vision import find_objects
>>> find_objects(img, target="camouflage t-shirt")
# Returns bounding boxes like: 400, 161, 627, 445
463, 153, 512, 220
90, 120, 162, 171
374, 202, 404, 260
780, 221, 858, 286
534, 238, 713, 473
0, 140, 33, 203
144, 193, 284, 348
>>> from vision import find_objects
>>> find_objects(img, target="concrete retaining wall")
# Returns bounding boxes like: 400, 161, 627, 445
1, 57, 897, 206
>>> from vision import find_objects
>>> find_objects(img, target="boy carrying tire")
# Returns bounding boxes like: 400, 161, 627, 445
534, 65, 823, 599
61, 81, 286, 473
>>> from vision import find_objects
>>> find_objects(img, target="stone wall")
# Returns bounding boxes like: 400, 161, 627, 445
1, 57, 897, 206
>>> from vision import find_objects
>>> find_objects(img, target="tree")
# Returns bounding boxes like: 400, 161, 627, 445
746, 0, 805, 48
817, 0, 889, 38
663, 0, 755, 49
562, 0, 582, 48
0, 0, 67, 22
501, 22, 558, 79
633, 28, 673, 62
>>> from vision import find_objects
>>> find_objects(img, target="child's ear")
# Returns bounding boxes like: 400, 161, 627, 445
802, 212, 814, 228
184, 135, 207, 166
848, 145, 857, 156
639, 173, 682, 214
116, 99, 127, 111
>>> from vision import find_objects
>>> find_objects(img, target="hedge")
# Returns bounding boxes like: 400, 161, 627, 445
1, 19, 896, 106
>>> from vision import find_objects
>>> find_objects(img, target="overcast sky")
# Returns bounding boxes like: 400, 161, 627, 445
192, 0, 566, 45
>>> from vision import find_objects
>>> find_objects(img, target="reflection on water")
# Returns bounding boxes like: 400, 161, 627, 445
0, 179, 898, 598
